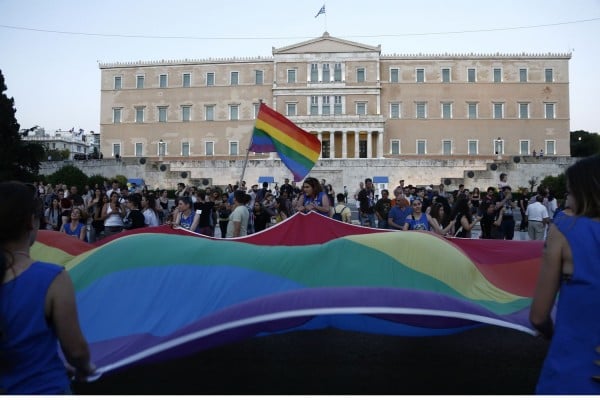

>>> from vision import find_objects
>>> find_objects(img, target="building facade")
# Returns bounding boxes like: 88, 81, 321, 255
99, 33, 570, 183
21, 128, 96, 160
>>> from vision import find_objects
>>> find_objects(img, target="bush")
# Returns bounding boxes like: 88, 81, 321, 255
113, 174, 128, 188
88, 174, 108, 190
539, 173, 567, 199
46, 165, 88, 192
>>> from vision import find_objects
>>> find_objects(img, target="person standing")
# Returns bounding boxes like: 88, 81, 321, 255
357, 178, 376, 227
530, 154, 600, 394
525, 195, 550, 240
374, 189, 392, 229
226, 191, 250, 238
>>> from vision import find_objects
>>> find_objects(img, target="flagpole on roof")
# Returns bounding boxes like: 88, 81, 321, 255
239, 99, 262, 187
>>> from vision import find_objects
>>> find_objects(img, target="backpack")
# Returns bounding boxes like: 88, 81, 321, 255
332, 206, 347, 221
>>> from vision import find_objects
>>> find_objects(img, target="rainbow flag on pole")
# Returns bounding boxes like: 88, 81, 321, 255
250, 103, 321, 181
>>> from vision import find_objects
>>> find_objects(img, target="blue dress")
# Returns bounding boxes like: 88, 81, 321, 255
536, 214, 600, 394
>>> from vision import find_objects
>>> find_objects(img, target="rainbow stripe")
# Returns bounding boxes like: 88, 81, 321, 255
250, 103, 321, 181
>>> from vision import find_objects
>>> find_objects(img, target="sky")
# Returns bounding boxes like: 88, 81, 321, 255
1, 0, 599, 134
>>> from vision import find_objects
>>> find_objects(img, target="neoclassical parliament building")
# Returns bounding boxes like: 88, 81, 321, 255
99, 32, 571, 186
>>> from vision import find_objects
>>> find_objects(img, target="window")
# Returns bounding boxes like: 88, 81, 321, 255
158, 106, 168, 122
356, 102, 367, 115
391, 140, 400, 155
493, 68, 502, 83
322, 96, 330, 115
183, 73, 191, 88
135, 142, 143, 157
357, 67, 365, 83
322, 64, 330, 82
416, 140, 427, 155
206, 72, 215, 86
468, 140, 478, 155
255, 70, 263, 85
545, 140, 556, 155
311, 63, 318, 82
441, 68, 450, 83
390, 68, 399, 83
205, 141, 214, 156
442, 140, 452, 155
545, 103, 555, 119
310, 96, 319, 115
136, 75, 144, 89
321, 140, 330, 158
494, 139, 504, 156
416, 102, 427, 119
334, 63, 342, 82
135, 106, 144, 123
159, 74, 168, 88
493, 103, 504, 119
114, 76, 122, 90
467, 68, 476, 83
112, 108, 122, 124
390, 103, 400, 119
286, 103, 297, 116
442, 102, 452, 119
519, 68, 528, 82
181, 105, 191, 122
287, 69, 296, 83
112, 143, 121, 157
334, 96, 343, 115
182, 142, 190, 157
230, 71, 239, 86
229, 142, 239, 156
158, 141, 166, 157
416, 68, 425, 83
468, 103, 478, 119
545, 68, 553, 83
253, 103, 260, 118
520, 140, 530, 155
519, 103, 529, 119
205, 105, 215, 121
229, 105, 239, 121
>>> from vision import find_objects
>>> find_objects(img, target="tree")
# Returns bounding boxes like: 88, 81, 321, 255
539, 173, 567, 200
46, 165, 89, 191
0, 69, 45, 181
570, 130, 600, 157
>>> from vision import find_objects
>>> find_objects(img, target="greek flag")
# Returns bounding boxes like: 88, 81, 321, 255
315, 5, 325, 18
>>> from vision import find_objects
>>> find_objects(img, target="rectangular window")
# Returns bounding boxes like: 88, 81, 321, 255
182, 142, 190, 157
334, 96, 343, 115
416, 140, 427, 155
255, 70, 263, 85
205, 105, 215, 121
205, 141, 214, 156
230, 71, 239, 86
334, 63, 342, 82
416, 68, 425, 83
322, 63, 330, 82
468, 103, 478, 119
206, 72, 215, 86
467, 68, 476, 83
253, 103, 260, 118
519, 103, 529, 119
311, 96, 319, 115
181, 105, 191, 122
136, 75, 144, 89
545, 103, 555, 119
442, 102, 452, 119
390, 103, 400, 119
229, 105, 239, 121
286, 103, 297, 116
494, 139, 504, 156
287, 69, 296, 83
229, 142, 239, 156
183, 73, 191, 88
493, 68, 502, 83
545, 68, 553, 83
321, 140, 330, 158
545, 140, 556, 155
391, 140, 400, 155
493, 103, 504, 119
468, 140, 478, 155
158, 106, 168, 122
416, 102, 427, 119
390, 68, 399, 83
441, 68, 450, 83
159, 74, 168, 88
520, 140, 530, 155
135, 142, 143, 157
135, 106, 144, 123
519, 68, 528, 82
322, 96, 330, 115
158, 141, 166, 157
357, 67, 365, 83
112, 143, 121, 157
311, 63, 319, 82
442, 140, 452, 155
356, 102, 367, 115
114, 76, 122, 90
112, 108, 122, 124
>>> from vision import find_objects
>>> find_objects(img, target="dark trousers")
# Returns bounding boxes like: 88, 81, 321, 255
500, 217, 515, 240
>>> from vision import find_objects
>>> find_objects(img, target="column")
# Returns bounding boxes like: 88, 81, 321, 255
377, 131, 384, 158
354, 131, 360, 158
367, 132, 373, 158
330, 132, 335, 159
342, 131, 348, 158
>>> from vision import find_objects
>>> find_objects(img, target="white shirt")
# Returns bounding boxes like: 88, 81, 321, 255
143, 208, 160, 227
526, 202, 549, 222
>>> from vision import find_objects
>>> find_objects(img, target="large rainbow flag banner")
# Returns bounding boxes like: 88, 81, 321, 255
250, 103, 321, 181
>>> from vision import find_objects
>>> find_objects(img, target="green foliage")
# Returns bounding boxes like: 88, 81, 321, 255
88, 174, 108, 190
113, 174, 128, 188
539, 173, 567, 199
46, 165, 89, 191
571, 130, 600, 157
46, 149, 70, 161
527, 176, 539, 192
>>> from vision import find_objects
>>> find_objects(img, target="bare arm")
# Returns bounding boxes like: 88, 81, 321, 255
232, 220, 241, 237
189, 212, 201, 232
78, 224, 87, 241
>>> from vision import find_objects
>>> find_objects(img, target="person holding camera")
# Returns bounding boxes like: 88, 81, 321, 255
495, 186, 517, 240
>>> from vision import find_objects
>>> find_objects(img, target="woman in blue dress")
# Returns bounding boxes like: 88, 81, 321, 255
294, 177, 331, 216
530, 154, 600, 394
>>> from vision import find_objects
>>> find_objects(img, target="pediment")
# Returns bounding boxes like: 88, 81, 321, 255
273, 32, 380, 55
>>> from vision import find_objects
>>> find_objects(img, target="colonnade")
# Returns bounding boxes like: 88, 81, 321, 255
314, 130, 384, 159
